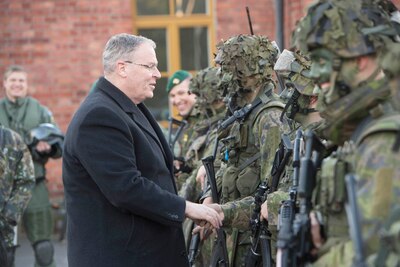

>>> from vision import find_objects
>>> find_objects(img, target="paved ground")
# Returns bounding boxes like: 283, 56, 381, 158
15, 231, 68, 267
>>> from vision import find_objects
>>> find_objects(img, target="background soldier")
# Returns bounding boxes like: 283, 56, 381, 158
181, 66, 227, 266
0, 125, 35, 267
0, 65, 63, 267
167, 70, 200, 190
294, 0, 400, 265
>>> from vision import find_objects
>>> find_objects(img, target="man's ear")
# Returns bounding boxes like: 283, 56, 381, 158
116, 61, 128, 78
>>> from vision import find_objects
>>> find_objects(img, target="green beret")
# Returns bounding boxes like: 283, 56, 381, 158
166, 70, 191, 93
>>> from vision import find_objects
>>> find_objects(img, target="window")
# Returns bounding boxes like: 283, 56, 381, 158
133, 0, 215, 122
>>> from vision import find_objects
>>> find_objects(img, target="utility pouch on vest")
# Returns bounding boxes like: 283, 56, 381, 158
319, 155, 346, 214
236, 163, 260, 198
222, 165, 240, 202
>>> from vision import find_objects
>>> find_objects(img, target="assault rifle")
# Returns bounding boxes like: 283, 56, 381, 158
277, 129, 326, 267
245, 181, 272, 267
167, 117, 187, 152
276, 129, 302, 267
270, 133, 293, 192
188, 227, 200, 266
245, 132, 293, 267
202, 155, 229, 267
345, 174, 367, 267
188, 176, 210, 266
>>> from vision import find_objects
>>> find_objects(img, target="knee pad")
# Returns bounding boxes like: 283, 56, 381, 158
33, 240, 54, 266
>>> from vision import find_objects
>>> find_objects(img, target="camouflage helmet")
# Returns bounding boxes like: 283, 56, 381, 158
189, 66, 225, 109
294, 0, 398, 58
274, 49, 314, 96
275, 49, 319, 120
215, 34, 279, 92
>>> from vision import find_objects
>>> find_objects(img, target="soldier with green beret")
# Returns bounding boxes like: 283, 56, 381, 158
167, 70, 202, 191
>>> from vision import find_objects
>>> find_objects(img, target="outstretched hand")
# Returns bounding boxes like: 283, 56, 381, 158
185, 201, 222, 229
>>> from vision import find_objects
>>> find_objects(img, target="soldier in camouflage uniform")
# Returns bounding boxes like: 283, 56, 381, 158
0, 65, 62, 267
293, 0, 400, 265
167, 70, 202, 190
0, 125, 35, 266
180, 66, 227, 266
200, 34, 290, 266
179, 66, 227, 202
216, 48, 322, 229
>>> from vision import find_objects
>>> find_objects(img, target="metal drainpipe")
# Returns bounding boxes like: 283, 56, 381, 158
275, 0, 284, 51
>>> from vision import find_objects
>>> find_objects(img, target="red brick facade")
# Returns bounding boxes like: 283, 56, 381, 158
1, 0, 399, 198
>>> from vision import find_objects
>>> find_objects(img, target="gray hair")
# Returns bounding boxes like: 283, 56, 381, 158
3, 65, 26, 80
102, 33, 156, 74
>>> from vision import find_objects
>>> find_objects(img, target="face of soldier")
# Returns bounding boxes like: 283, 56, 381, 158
311, 47, 375, 91
3, 71, 28, 102
310, 48, 335, 87
168, 79, 197, 117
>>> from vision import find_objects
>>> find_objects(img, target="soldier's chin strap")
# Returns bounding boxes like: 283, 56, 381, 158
280, 90, 318, 121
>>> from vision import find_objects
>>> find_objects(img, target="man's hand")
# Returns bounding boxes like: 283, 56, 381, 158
35, 141, 52, 153
192, 203, 224, 240
260, 199, 268, 221
196, 165, 206, 190
185, 201, 222, 229
310, 211, 325, 255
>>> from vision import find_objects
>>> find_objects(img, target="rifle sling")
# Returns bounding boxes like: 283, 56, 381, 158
238, 152, 261, 172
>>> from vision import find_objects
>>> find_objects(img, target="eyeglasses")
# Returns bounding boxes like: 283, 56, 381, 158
124, 61, 158, 71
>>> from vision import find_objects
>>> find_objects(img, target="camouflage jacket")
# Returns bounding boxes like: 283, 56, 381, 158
217, 85, 290, 204
0, 125, 35, 247
313, 110, 400, 267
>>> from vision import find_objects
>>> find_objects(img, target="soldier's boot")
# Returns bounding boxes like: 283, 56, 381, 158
33, 240, 55, 267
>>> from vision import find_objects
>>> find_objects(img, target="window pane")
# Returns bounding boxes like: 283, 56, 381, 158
138, 28, 167, 72
136, 0, 169, 15
145, 77, 169, 121
175, 0, 207, 16
180, 27, 209, 70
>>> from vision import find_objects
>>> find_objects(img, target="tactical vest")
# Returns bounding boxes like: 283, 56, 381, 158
0, 97, 53, 178
221, 99, 285, 203
314, 109, 400, 259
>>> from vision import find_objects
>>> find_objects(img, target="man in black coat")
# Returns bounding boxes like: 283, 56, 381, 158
62, 33, 222, 267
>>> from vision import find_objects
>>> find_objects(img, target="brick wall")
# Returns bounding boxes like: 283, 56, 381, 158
0, 0, 134, 198
1, 0, 399, 199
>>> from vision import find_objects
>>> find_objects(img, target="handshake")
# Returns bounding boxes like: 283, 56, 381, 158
184, 201, 224, 231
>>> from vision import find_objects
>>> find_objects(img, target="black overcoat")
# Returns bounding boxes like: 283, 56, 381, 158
62, 77, 189, 267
